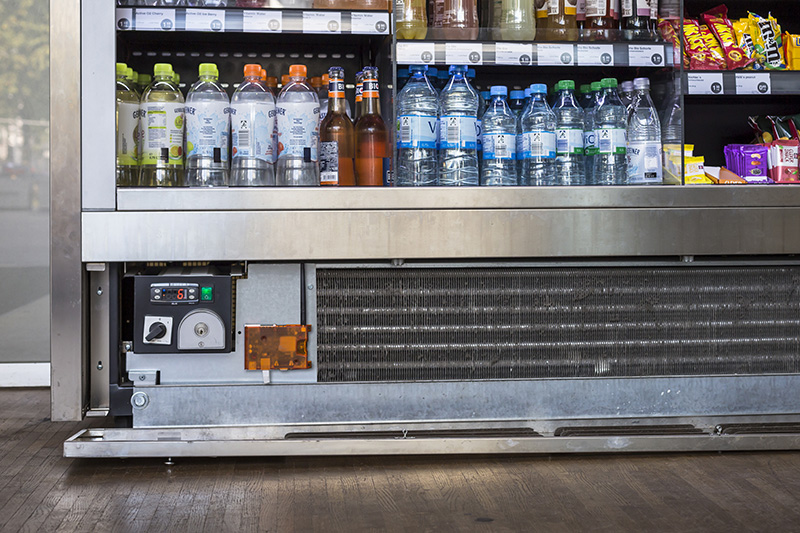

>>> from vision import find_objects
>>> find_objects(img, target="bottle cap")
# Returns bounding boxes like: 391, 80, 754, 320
633, 77, 650, 90
199, 63, 217, 78
116, 63, 128, 77
243, 64, 262, 78
481, 91, 490, 99
558, 80, 575, 91
448, 65, 468, 75
281, 74, 290, 86
289, 64, 307, 78
601, 77, 618, 88
260, 69, 267, 81
510, 90, 524, 100
427, 67, 438, 77
490, 85, 507, 96
311, 76, 323, 88
153, 63, 173, 77
530, 83, 547, 94
621, 80, 634, 91
467, 68, 476, 78
398, 68, 409, 77
138, 73, 152, 86
591, 81, 602, 92
322, 73, 329, 84
126, 68, 135, 82
328, 66, 344, 77
524, 87, 531, 98
265, 76, 278, 88
580, 84, 590, 94
409, 65, 428, 73
173, 72, 180, 85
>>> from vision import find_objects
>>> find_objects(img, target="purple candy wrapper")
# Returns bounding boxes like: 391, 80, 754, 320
724, 144, 772, 183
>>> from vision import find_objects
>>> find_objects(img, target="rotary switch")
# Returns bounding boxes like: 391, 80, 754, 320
145, 322, 167, 342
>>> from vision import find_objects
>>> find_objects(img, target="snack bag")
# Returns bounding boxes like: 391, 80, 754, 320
785, 33, 800, 70
768, 140, 800, 183
749, 12, 786, 70
683, 19, 726, 70
684, 156, 714, 184
701, 5, 753, 69
699, 24, 729, 68
732, 18, 757, 65
659, 20, 687, 68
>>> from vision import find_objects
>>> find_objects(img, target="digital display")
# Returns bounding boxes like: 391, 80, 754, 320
150, 283, 211, 303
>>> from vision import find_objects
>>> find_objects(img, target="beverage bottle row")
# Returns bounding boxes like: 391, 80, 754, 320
116, 61, 388, 187
396, 65, 664, 186
118, 0, 390, 9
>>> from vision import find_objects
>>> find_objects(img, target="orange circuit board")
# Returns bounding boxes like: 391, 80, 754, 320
244, 325, 312, 371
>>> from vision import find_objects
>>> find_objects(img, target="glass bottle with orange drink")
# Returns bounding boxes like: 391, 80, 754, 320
320, 67, 356, 186
355, 67, 388, 186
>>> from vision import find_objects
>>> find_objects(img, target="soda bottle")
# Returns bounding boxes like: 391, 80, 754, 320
622, 0, 655, 41
320, 66, 356, 186
519, 83, 557, 186
480, 86, 518, 186
583, 80, 601, 184
593, 77, 628, 186
552, 80, 585, 185
396, 65, 439, 186
184, 63, 230, 187
354, 71, 364, 121
439, 65, 479, 186
441, 0, 479, 39
139, 63, 184, 187
396, 0, 428, 39
626, 77, 662, 184
276, 64, 320, 186
116, 63, 140, 187
230, 64, 276, 186
508, 90, 526, 117
354, 67, 388, 186
499, 0, 536, 40
543, 0, 578, 41
585, 0, 617, 40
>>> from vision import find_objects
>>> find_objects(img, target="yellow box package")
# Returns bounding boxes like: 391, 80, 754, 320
685, 156, 714, 184
785, 33, 800, 70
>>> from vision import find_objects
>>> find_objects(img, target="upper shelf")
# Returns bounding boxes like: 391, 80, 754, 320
396, 40, 672, 68
684, 71, 800, 96
116, 7, 390, 35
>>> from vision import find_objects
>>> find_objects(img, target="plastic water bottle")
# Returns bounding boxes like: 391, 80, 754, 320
627, 77, 662, 185
518, 83, 557, 186
427, 68, 440, 93
480, 86, 518, 186
523, 86, 532, 108
619, 80, 634, 111
139, 63, 184, 187
396, 65, 439, 186
230, 64, 276, 186
437, 70, 450, 91
397, 68, 410, 90
593, 77, 628, 186
579, 84, 593, 108
439, 65, 480, 186
552, 80, 585, 186
583, 81, 601, 185
477, 89, 487, 173
661, 77, 682, 146
508, 90, 526, 117
184, 63, 230, 187
115, 62, 140, 187
276, 64, 320, 186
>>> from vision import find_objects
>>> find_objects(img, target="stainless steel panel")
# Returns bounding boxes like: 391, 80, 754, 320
117, 186, 800, 212
83, 207, 800, 262
89, 268, 110, 411
81, 0, 116, 211
50, 0, 85, 421
131, 375, 800, 427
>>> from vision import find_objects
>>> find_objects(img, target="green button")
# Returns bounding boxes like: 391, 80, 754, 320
201, 286, 213, 301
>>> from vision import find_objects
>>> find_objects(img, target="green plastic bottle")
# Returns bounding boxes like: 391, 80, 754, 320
116, 62, 140, 187
139, 63, 185, 187
137, 73, 152, 95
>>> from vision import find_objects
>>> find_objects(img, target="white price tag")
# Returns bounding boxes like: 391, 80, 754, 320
396, 42, 436, 64
577, 44, 614, 66
537, 44, 574, 66
185, 9, 225, 32
687, 72, 724, 95
135, 9, 175, 31
116, 8, 133, 31
445, 43, 483, 65
302, 11, 341, 33
494, 43, 533, 66
242, 10, 282, 33
628, 45, 665, 67
350, 12, 389, 34
735, 73, 771, 95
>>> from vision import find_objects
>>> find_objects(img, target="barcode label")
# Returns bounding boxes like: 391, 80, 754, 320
401, 118, 411, 144
237, 128, 250, 150
319, 141, 339, 184
446, 117, 460, 145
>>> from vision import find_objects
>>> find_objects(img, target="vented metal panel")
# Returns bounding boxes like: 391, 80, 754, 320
316, 266, 800, 382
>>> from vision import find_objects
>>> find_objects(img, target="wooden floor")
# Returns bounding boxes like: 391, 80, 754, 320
3, 388, 800, 532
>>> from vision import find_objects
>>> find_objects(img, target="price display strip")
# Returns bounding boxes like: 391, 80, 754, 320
536, 44, 575, 66
133, 8, 176, 31
302, 11, 342, 34
576, 44, 614, 66
735, 73, 771, 95
686, 72, 725, 95
349, 12, 390, 34
396, 41, 437, 65
241, 10, 283, 33
444, 42, 483, 65
627, 44, 666, 67
184, 9, 226, 32
492, 43, 534, 66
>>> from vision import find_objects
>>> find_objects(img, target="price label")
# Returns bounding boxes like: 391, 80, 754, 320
577, 44, 614, 66
628, 44, 665, 67
185, 9, 225, 32
303, 11, 341, 33
735, 73, 771, 95
135, 9, 175, 31
116, 8, 133, 31
537, 44, 574, 66
494, 43, 533, 66
687, 72, 724, 95
396, 42, 436, 64
350, 12, 389, 34
445, 43, 483, 65
242, 10, 282, 33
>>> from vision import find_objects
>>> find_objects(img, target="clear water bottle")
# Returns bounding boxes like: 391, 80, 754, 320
593, 77, 628, 186
579, 84, 593, 108
396, 65, 439, 186
427, 68, 440, 93
627, 77, 662, 185
477, 89, 487, 173
276, 64, 320, 186
139, 63, 184, 187
583, 81, 601, 185
518, 83, 557, 186
184, 63, 230, 187
619, 80, 634, 110
480, 86, 518, 186
439, 65, 480, 187
437, 70, 450, 91
661, 77, 682, 146
397, 68, 410, 90
508, 90, 526, 117
552, 80, 585, 186
523, 86, 532, 108
230, 64, 276, 186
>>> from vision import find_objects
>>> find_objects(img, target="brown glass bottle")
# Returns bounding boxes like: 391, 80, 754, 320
354, 71, 364, 122
585, 0, 616, 40
541, 0, 578, 41
320, 67, 356, 186
354, 67, 388, 187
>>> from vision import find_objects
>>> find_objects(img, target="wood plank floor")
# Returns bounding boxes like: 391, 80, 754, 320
3, 387, 800, 532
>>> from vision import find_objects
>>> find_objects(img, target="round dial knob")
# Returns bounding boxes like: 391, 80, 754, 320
145, 322, 168, 342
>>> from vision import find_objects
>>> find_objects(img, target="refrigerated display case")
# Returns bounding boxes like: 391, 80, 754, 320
53, 0, 800, 457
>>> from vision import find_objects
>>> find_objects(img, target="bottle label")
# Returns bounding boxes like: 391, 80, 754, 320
117, 102, 140, 166
272, 119, 279, 164
476, 120, 482, 150
231, 101, 275, 163
355, 82, 363, 103
584, 129, 597, 155
142, 101, 184, 167
482, 133, 516, 160
627, 140, 663, 183
636, 0, 650, 17
440, 115, 478, 150
276, 101, 320, 162
586, 0, 606, 17
397, 115, 438, 149
556, 128, 584, 155
362, 76, 380, 99
521, 130, 556, 159
565, 0, 577, 16
394, 0, 405, 21
536, 0, 549, 18
622, 0, 632, 17
649, 0, 657, 19
185, 101, 230, 163
319, 140, 339, 184
328, 79, 345, 99
596, 127, 626, 155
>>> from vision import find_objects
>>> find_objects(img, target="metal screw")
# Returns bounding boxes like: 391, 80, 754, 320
96, 287, 103, 295
307, 284, 314, 290
139, 375, 147, 381
96, 361, 103, 370
131, 392, 149, 409
123, 342, 132, 352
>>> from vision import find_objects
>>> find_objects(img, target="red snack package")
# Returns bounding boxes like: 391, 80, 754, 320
699, 23, 729, 68
683, 19, 726, 70
701, 5, 753, 69
659, 19, 688, 68
768, 140, 800, 183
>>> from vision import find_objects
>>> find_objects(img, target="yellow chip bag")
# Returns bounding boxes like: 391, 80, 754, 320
749, 12, 786, 70
733, 18, 757, 68
785, 32, 800, 70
